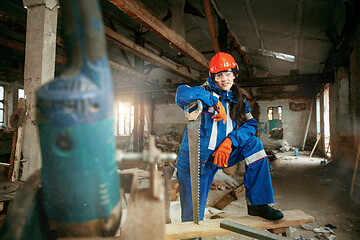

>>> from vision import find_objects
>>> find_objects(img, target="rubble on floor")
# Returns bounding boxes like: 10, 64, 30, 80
144, 131, 182, 153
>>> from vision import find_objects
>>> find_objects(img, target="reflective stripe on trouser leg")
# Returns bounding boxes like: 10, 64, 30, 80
226, 136, 275, 206
177, 169, 217, 222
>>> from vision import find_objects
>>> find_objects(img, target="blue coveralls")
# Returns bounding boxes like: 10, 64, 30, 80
175, 77, 275, 222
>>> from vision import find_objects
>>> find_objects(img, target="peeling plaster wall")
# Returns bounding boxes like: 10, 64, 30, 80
153, 103, 186, 135
330, 24, 360, 170
330, 67, 353, 169
257, 99, 316, 150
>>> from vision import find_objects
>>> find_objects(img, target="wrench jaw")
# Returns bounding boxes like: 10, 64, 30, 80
185, 100, 202, 224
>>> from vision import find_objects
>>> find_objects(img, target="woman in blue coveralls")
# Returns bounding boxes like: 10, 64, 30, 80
175, 52, 283, 222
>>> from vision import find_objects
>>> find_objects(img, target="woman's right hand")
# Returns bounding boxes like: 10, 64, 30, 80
212, 101, 227, 124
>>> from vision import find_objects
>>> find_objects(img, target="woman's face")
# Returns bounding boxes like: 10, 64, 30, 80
213, 69, 235, 91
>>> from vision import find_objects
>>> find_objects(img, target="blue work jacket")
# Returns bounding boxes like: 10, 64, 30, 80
175, 77, 258, 175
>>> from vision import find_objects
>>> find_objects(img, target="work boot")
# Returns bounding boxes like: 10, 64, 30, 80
247, 204, 284, 221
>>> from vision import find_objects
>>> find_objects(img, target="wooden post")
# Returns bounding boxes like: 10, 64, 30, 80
11, 98, 26, 181
139, 94, 145, 152
310, 133, 321, 157
133, 95, 139, 152
7, 131, 18, 179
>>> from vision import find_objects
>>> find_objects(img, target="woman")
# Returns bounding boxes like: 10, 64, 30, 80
175, 52, 283, 222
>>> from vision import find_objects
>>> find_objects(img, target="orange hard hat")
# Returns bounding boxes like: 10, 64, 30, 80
209, 52, 238, 74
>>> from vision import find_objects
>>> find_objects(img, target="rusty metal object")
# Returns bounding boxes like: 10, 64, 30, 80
10, 108, 26, 128
118, 136, 167, 240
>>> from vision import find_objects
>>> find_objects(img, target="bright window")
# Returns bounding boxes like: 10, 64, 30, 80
0, 86, 4, 123
18, 89, 26, 99
117, 103, 134, 136
267, 107, 273, 121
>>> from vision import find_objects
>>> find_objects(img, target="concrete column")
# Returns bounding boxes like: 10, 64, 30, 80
21, 0, 59, 180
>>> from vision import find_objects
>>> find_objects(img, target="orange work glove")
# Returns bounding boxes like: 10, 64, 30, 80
212, 138, 232, 167
212, 101, 227, 124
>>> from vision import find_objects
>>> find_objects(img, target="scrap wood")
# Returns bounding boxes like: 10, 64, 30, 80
266, 149, 278, 162
120, 168, 150, 180
212, 181, 227, 190
213, 184, 244, 210
213, 169, 240, 188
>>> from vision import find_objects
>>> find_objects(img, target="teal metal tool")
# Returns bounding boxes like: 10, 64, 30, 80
36, 0, 121, 237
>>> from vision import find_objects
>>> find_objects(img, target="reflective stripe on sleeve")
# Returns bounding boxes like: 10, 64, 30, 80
246, 112, 253, 120
245, 149, 267, 165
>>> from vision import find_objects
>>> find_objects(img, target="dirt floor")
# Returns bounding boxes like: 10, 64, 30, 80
170, 151, 360, 239
1, 151, 359, 239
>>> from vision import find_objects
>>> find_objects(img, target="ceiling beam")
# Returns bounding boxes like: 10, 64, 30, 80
238, 72, 334, 87
109, 60, 153, 86
107, 0, 209, 69
203, 0, 220, 53
228, 28, 252, 77
145, 40, 202, 73
105, 26, 200, 82
0, 35, 66, 64
208, 0, 252, 77
0, 35, 157, 86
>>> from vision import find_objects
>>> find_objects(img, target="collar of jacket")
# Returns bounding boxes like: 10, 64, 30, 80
204, 77, 237, 103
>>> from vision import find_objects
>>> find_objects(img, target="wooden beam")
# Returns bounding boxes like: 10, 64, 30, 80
145, 40, 203, 73
107, 0, 209, 69
108, 60, 153, 86
228, 27, 252, 77
238, 72, 335, 87
0, 35, 66, 64
203, 0, 220, 53
105, 26, 200, 82
166, 210, 314, 240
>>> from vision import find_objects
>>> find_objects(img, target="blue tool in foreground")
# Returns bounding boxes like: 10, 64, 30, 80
36, 0, 121, 237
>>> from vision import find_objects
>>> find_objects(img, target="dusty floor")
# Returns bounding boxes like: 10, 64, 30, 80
1, 151, 359, 239
170, 151, 360, 239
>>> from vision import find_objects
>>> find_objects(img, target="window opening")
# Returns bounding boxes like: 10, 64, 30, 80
267, 106, 283, 139
0, 86, 4, 124
117, 103, 134, 136
18, 89, 26, 99
324, 84, 331, 157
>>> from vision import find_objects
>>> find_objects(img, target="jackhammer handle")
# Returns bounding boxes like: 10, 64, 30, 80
60, 0, 106, 78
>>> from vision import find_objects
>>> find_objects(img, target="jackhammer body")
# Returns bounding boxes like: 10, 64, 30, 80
36, 0, 121, 237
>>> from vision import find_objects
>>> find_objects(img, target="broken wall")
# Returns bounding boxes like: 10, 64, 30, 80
153, 103, 186, 135
330, 23, 360, 170
257, 99, 316, 150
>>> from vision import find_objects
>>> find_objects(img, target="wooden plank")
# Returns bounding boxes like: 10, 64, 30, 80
11, 125, 24, 181
166, 210, 314, 240
238, 72, 335, 87
105, 26, 199, 82
350, 142, 360, 201
310, 133, 321, 157
108, 0, 209, 69
7, 131, 17, 179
